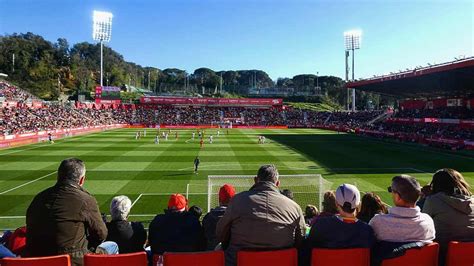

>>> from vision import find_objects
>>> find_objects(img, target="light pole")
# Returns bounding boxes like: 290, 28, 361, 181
92, 10, 113, 87
344, 29, 362, 111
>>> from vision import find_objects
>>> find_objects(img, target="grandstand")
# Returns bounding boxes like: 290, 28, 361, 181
346, 57, 474, 150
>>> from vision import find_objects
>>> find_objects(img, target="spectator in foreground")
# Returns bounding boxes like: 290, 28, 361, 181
369, 175, 435, 244
423, 168, 474, 264
216, 164, 306, 266
357, 192, 388, 223
311, 190, 338, 224
202, 184, 236, 250
189, 205, 203, 220
148, 193, 205, 255
304, 205, 319, 225
281, 189, 294, 200
105, 195, 146, 254
416, 185, 433, 210
25, 158, 107, 266
307, 184, 375, 249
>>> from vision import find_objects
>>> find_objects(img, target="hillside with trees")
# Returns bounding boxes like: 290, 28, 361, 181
0, 32, 383, 109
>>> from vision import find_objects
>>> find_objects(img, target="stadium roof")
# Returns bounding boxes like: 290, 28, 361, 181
346, 57, 474, 98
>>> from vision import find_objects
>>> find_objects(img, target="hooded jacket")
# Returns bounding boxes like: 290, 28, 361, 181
423, 192, 474, 244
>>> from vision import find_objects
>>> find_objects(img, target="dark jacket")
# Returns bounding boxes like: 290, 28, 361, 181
25, 181, 107, 266
300, 216, 375, 266
148, 210, 205, 255
307, 216, 375, 249
106, 220, 146, 254
216, 181, 306, 266
202, 205, 227, 250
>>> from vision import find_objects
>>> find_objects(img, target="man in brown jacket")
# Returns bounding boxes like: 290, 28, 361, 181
216, 164, 306, 266
26, 158, 107, 266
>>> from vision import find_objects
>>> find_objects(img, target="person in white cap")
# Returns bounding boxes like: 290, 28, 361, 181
306, 183, 375, 249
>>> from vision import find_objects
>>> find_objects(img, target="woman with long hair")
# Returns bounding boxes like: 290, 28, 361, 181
357, 192, 388, 223
423, 168, 474, 265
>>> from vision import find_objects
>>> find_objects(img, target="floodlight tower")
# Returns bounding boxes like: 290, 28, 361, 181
344, 29, 362, 111
92, 11, 113, 87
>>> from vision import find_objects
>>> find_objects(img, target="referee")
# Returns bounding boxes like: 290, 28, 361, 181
194, 156, 200, 174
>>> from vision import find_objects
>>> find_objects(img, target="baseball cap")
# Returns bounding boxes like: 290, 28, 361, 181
335, 184, 361, 210
168, 193, 187, 211
219, 184, 236, 204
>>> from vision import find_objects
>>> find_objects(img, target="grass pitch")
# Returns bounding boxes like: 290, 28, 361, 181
0, 128, 473, 230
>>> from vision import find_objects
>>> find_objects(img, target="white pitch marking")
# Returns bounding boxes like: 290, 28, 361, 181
131, 193, 143, 208
0, 171, 57, 195
0, 128, 120, 156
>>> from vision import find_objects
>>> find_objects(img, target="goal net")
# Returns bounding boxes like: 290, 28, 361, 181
207, 174, 332, 212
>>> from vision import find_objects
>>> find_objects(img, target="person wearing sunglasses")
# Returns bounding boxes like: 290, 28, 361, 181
369, 175, 435, 244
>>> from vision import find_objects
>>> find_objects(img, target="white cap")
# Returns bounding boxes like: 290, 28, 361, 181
336, 183, 361, 209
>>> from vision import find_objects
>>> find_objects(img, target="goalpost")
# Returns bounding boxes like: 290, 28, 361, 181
207, 174, 332, 212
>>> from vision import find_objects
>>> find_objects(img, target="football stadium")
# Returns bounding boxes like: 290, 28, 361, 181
0, 1, 473, 265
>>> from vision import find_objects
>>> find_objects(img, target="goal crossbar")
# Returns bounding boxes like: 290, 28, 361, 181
207, 174, 331, 212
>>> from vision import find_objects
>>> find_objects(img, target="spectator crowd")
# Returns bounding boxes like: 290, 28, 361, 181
0, 160, 472, 266
1, 84, 473, 145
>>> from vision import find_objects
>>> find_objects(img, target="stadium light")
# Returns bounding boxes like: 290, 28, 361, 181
92, 10, 113, 87
344, 29, 362, 51
344, 29, 362, 112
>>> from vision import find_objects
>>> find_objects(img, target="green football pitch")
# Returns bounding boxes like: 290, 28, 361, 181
0, 128, 473, 231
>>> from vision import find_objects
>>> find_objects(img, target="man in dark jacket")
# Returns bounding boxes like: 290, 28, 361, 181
216, 164, 306, 266
26, 158, 107, 266
202, 184, 236, 250
148, 193, 205, 255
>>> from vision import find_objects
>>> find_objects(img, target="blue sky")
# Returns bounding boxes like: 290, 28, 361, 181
1, 0, 472, 80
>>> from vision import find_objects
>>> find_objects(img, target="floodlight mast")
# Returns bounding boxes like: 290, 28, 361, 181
344, 30, 361, 112
92, 11, 113, 87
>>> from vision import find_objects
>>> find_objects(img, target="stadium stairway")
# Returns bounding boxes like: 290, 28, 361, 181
367, 111, 393, 126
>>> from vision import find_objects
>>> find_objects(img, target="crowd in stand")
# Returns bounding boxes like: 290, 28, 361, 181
0, 82, 38, 102
0, 159, 472, 266
1, 84, 474, 145
1, 105, 118, 135
394, 107, 474, 120
368, 122, 474, 141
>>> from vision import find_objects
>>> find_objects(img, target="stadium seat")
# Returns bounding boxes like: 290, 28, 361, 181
163, 250, 225, 266
445, 241, 474, 266
381, 243, 439, 266
83, 252, 147, 266
311, 248, 370, 266
0, 254, 71, 266
237, 248, 297, 266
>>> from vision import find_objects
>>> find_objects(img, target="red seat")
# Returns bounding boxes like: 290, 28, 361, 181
83, 252, 147, 266
381, 243, 439, 266
0, 254, 71, 266
237, 248, 297, 266
163, 250, 225, 266
446, 241, 474, 266
311, 248, 370, 266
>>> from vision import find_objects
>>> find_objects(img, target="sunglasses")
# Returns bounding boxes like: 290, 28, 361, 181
387, 186, 396, 193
